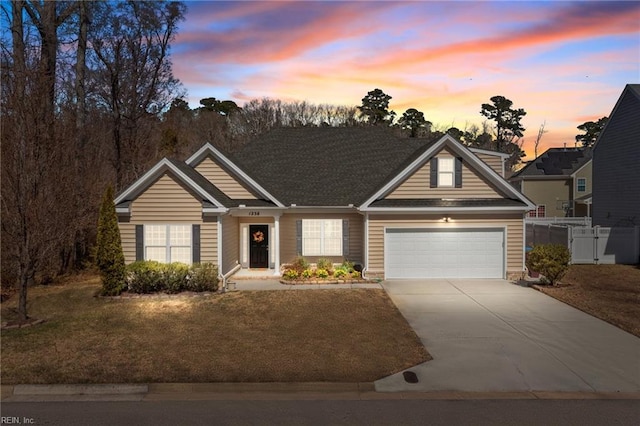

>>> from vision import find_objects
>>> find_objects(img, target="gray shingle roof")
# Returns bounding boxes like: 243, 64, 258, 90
511, 147, 591, 178
229, 127, 434, 206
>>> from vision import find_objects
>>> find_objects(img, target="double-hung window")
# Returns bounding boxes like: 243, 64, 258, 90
577, 178, 586, 193
302, 219, 342, 256
437, 158, 454, 187
145, 224, 192, 264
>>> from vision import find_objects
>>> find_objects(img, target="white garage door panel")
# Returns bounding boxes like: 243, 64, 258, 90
385, 229, 504, 279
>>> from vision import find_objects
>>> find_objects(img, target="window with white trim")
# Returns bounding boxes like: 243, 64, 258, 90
145, 224, 192, 264
577, 178, 586, 193
302, 219, 342, 256
438, 158, 454, 187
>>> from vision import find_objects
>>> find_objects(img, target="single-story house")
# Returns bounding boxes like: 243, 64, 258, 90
509, 147, 592, 218
115, 127, 535, 280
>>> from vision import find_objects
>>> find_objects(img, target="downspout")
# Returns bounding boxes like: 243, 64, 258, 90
217, 215, 225, 290
362, 212, 369, 279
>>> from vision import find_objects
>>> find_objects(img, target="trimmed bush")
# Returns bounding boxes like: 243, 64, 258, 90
126, 261, 218, 294
96, 186, 126, 296
526, 244, 571, 285
351, 271, 362, 279
301, 269, 314, 279
188, 263, 219, 292
341, 260, 355, 273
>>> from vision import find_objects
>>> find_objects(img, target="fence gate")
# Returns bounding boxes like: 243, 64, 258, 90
570, 227, 596, 264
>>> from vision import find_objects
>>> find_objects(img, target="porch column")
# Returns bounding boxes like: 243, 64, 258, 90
273, 215, 281, 276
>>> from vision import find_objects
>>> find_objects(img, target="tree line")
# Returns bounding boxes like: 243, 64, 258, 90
0, 1, 606, 320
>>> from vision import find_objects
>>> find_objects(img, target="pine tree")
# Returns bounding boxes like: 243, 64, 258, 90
96, 186, 126, 295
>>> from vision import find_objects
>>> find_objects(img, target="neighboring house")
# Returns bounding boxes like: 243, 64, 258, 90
115, 127, 535, 280
592, 84, 640, 227
509, 147, 592, 218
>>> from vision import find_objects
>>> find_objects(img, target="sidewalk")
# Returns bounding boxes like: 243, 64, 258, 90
3, 383, 639, 402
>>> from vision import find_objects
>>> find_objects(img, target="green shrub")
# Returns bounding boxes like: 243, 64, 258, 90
526, 244, 571, 285
301, 269, 314, 279
351, 271, 362, 279
188, 263, 219, 292
163, 263, 190, 294
127, 261, 164, 293
96, 186, 126, 296
290, 256, 309, 273
283, 269, 299, 280
341, 259, 355, 273
316, 268, 329, 279
333, 268, 347, 278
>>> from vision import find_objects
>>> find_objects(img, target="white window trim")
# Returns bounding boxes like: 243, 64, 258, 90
144, 224, 192, 264
577, 177, 587, 193
438, 157, 454, 188
302, 219, 343, 256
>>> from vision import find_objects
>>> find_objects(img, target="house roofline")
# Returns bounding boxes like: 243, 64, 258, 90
114, 158, 227, 210
359, 134, 535, 209
359, 206, 531, 213
468, 147, 510, 158
570, 158, 592, 177
186, 143, 286, 208
593, 84, 640, 152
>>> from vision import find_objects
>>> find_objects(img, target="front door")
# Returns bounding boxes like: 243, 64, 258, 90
249, 225, 269, 268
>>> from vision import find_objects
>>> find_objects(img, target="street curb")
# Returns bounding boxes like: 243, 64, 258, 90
3, 383, 640, 401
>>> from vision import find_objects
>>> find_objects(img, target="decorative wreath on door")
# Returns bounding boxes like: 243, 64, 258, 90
252, 231, 265, 243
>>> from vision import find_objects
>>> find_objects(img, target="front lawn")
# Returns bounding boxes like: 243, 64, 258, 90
1, 274, 429, 384
536, 264, 640, 337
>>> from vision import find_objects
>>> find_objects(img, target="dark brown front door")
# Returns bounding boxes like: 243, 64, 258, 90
249, 225, 269, 268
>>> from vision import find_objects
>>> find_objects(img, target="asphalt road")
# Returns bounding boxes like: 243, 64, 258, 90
2, 399, 639, 426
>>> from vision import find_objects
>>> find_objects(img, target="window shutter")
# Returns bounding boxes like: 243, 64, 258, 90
192, 224, 201, 263
135, 225, 144, 261
455, 157, 463, 188
430, 159, 438, 188
296, 220, 303, 255
342, 219, 349, 256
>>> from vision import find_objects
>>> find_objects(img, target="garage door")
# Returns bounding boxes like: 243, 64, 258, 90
385, 228, 504, 279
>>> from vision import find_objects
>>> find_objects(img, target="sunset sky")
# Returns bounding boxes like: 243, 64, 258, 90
172, 1, 640, 159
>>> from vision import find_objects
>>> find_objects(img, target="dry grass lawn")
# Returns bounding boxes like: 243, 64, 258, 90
1, 274, 429, 384
536, 264, 640, 337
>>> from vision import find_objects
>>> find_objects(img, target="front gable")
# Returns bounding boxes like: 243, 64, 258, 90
195, 156, 258, 200
360, 134, 535, 211
385, 146, 507, 200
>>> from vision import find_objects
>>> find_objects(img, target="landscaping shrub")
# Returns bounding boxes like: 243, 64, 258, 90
127, 261, 164, 293
316, 268, 329, 279
283, 269, 299, 280
96, 186, 126, 296
333, 268, 347, 278
290, 256, 309, 273
163, 263, 190, 294
188, 263, 219, 292
316, 258, 332, 271
301, 269, 314, 279
351, 271, 361, 279
126, 261, 219, 294
341, 259, 355, 273
526, 244, 571, 285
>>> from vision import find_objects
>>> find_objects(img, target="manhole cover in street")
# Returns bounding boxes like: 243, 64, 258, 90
403, 371, 419, 383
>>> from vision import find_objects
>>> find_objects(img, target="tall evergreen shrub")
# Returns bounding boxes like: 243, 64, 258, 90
96, 186, 126, 295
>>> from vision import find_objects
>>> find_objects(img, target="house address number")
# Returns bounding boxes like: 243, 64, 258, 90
249, 211, 260, 216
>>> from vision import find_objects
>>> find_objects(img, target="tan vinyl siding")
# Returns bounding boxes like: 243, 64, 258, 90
195, 157, 256, 199
221, 215, 239, 274
475, 153, 504, 176
280, 213, 363, 264
386, 148, 505, 199
367, 214, 524, 277
574, 161, 592, 195
521, 179, 569, 217
118, 172, 218, 265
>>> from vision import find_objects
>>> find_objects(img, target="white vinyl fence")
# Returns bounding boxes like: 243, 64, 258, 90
526, 224, 640, 265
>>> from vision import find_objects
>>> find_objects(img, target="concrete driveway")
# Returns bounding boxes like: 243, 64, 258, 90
376, 279, 640, 393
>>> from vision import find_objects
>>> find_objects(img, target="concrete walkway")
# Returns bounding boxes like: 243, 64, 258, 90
376, 279, 640, 393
